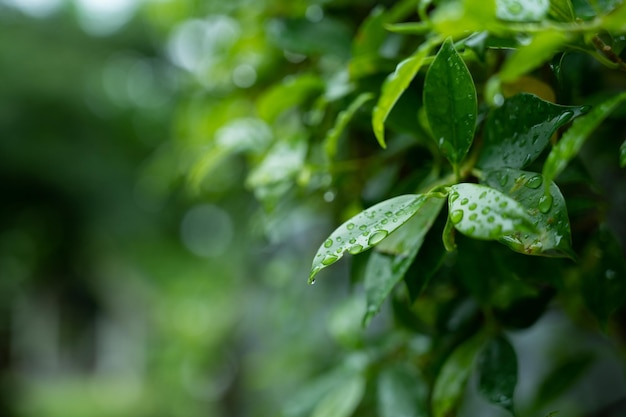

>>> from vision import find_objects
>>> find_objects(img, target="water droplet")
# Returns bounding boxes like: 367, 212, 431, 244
487, 216, 495, 223
525, 176, 542, 189
479, 191, 487, 199
321, 254, 339, 265
450, 210, 464, 224
515, 174, 527, 184
450, 192, 460, 203
467, 226, 476, 234
481, 207, 491, 215
359, 225, 367, 231
460, 198, 469, 205
324, 239, 333, 248
348, 245, 363, 254
336, 237, 342, 242
489, 225, 503, 238
381, 219, 389, 225
347, 223, 355, 230
469, 203, 477, 210
310, 279, 316, 285
538, 194, 553, 213
499, 173, 509, 186
368, 230, 388, 245
469, 213, 478, 220
385, 211, 393, 217
523, 154, 532, 166
349, 238, 356, 244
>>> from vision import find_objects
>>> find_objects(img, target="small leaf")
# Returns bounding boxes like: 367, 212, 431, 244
364, 197, 445, 324
620, 139, 626, 167
448, 183, 536, 241
310, 194, 428, 283
482, 168, 575, 258
378, 365, 428, 417
424, 38, 477, 166
324, 93, 374, 160
432, 333, 485, 417
478, 93, 588, 170
373, 39, 439, 148
543, 92, 626, 186
477, 335, 518, 415
496, 0, 549, 21
311, 373, 366, 417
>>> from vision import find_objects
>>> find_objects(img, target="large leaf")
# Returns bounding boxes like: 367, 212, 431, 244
378, 365, 428, 417
496, 0, 549, 21
432, 333, 485, 417
363, 196, 445, 324
477, 334, 518, 415
424, 38, 477, 166
309, 194, 429, 283
478, 93, 588, 170
543, 92, 626, 186
372, 39, 439, 148
311, 372, 366, 417
481, 168, 574, 258
448, 183, 536, 240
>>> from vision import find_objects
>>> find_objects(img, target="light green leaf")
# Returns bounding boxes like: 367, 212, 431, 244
378, 365, 428, 417
432, 333, 485, 417
257, 74, 324, 123
310, 194, 429, 283
311, 373, 365, 417
549, 0, 576, 21
363, 197, 445, 324
424, 38, 477, 167
372, 38, 440, 148
543, 92, 626, 185
478, 93, 588, 170
448, 183, 536, 240
497, 0, 549, 21
482, 168, 574, 258
477, 335, 518, 415
499, 31, 569, 83
620, 139, 626, 167
324, 93, 374, 160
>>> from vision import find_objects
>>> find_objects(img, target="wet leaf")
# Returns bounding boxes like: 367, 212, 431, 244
373, 38, 439, 148
311, 372, 366, 417
482, 168, 575, 258
621, 139, 626, 167
309, 194, 429, 283
424, 38, 477, 166
497, 0, 549, 21
477, 334, 518, 415
478, 93, 588, 170
378, 365, 428, 417
363, 197, 445, 325
448, 183, 536, 241
432, 333, 485, 417
324, 93, 374, 160
543, 92, 626, 186
257, 74, 324, 123
549, 0, 576, 21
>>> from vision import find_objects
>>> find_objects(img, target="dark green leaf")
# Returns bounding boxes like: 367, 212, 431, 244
349, 7, 388, 79
544, 92, 626, 185
364, 197, 445, 324
533, 352, 595, 408
621, 139, 626, 167
477, 334, 518, 415
378, 365, 428, 417
373, 39, 439, 148
481, 168, 575, 258
324, 93, 374, 160
448, 183, 537, 240
478, 94, 588, 170
424, 38, 477, 166
549, 0, 576, 21
496, 0, 549, 21
310, 194, 429, 283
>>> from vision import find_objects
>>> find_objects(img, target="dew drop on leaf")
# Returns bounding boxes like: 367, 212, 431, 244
450, 192, 460, 203
538, 194, 553, 213
385, 211, 393, 217
499, 173, 509, 186
460, 198, 469, 205
359, 225, 367, 231
321, 254, 339, 265
347, 223, 355, 230
469, 203, 477, 210
481, 207, 491, 215
348, 245, 363, 255
469, 213, 478, 220
525, 176, 542, 189
324, 239, 333, 248
450, 210, 464, 224
368, 230, 389, 245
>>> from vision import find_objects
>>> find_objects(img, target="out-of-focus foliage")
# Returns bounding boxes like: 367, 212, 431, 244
3, 0, 626, 416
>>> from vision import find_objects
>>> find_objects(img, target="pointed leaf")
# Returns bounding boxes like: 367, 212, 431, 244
482, 168, 574, 258
311, 373, 366, 417
324, 93, 374, 160
373, 39, 439, 148
478, 93, 588, 170
497, 0, 549, 21
448, 183, 536, 241
620, 139, 626, 167
477, 335, 518, 415
363, 197, 445, 324
424, 39, 477, 165
378, 365, 428, 417
310, 194, 428, 283
543, 92, 626, 185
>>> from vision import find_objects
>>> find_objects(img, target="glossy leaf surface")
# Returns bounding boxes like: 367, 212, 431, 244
543, 92, 626, 186
372, 39, 439, 148
482, 168, 574, 258
377, 365, 428, 417
363, 197, 445, 324
496, 0, 549, 21
478, 93, 588, 170
324, 92, 374, 160
477, 335, 518, 414
310, 194, 428, 283
424, 39, 477, 165
448, 183, 536, 240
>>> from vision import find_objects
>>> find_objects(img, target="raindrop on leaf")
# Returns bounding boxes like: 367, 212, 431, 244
324, 239, 333, 248
450, 210, 464, 224
368, 230, 389, 245
525, 176, 542, 189
538, 194, 553, 213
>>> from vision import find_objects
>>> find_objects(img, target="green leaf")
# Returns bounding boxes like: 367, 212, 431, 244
496, 0, 549, 21
533, 352, 594, 409
257, 74, 324, 123
448, 183, 536, 241
310, 194, 429, 283
424, 38, 477, 167
349, 7, 388, 79
378, 365, 428, 417
621, 139, 626, 167
478, 93, 589, 170
373, 38, 440, 148
499, 31, 569, 83
432, 333, 485, 417
543, 92, 626, 186
549, 0, 576, 21
363, 196, 445, 324
324, 93, 374, 160
481, 168, 575, 258
311, 373, 366, 417
477, 334, 518, 415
